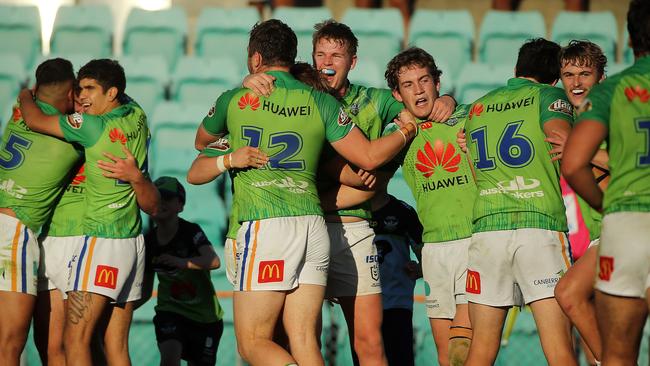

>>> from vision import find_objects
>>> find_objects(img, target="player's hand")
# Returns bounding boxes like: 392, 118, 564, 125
97, 144, 144, 183
18, 88, 34, 102
545, 129, 569, 162
356, 168, 376, 189
242, 73, 276, 97
404, 260, 422, 280
229, 146, 269, 169
429, 94, 456, 122
457, 128, 467, 153
156, 254, 186, 269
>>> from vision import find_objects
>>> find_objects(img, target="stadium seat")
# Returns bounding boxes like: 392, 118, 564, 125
478, 10, 546, 67
149, 100, 207, 142
123, 7, 187, 71
171, 56, 241, 107
195, 7, 260, 65
623, 26, 633, 64
409, 10, 474, 79
50, 4, 113, 58
0, 5, 41, 68
150, 124, 197, 176
348, 58, 385, 89
455, 62, 512, 104
436, 60, 455, 96
341, 8, 404, 70
387, 167, 416, 207
0, 54, 27, 114
120, 55, 169, 116
551, 11, 618, 63
608, 62, 632, 77
272, 6, 332, 62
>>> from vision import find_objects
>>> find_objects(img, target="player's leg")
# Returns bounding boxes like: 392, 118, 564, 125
465, 303, 508, 366
339, 294, 387, 365
283, 284, 327, 365
595, 291, 647, 365
429, 318, 452, 366
102, 302, 134, 366
0, 292, 36, 366
382, 308, 414, 366
33, 289, 66, 365
554, 243, 601, 359
153, 311, 184, 366
528, 298, 577, 366
449, 304, 472, 366
64, 291, 111, 365
158, 339, 183, 366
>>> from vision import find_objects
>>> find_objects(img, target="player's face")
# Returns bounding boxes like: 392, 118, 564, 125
77, 78, 113, 115
392, 65, 440, 120
560, 62, 603, 107
313, 38, 357, 93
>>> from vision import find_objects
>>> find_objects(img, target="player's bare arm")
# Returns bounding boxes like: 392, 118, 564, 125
320, 155, 377, 188
18, 88, 64, 138
320, 169, 391, 211
187, 147, 268, 185
156, 245, 221, 270
194, 124, 225, 151
242, 72, 276, 97
561, 120, 608, 211
97, 144, 160, 216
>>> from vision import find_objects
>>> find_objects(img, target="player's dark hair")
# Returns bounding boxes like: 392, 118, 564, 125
35, 58, 75, 86
385, 47, 442, 91
627, 0, 650, 57
289, 62, 338, 97
312, 19, 358, 57
77, 59, 126, 99
248, 19, 297, 67
559, 40, 607, 78
515, 38, 562, 84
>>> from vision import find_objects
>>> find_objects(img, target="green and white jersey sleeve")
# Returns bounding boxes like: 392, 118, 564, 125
207, 71, 353, 222
465, 78, 573, 233
201, 143, 240, 240
0, 102, 81, 232
41, 162, 86, 237
59, 98, 150, 238
401, 105, 476, 243
577, 56, 650, 214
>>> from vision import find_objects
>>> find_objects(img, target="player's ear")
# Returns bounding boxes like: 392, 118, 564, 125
350, 54, 357, 71
392, 88, 403, 103
106, 86, 118, 101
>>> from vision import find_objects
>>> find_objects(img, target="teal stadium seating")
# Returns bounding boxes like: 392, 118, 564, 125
341, 8, 404, 71
50, 4, 113, 58
455, 62, 512, 104
387, 167, 416, 207
0, 5, 41, 68
623, 26, 633, 64
0, 54, 26, 123
608, 62, 633, 77
409, 10, 474, 79
348, 58, 385, 88
149, 100, 206, 141
171, 56, 241, 107
552, 11, 618, 64
123, 7, 187, 71
120, 55, 168, 116
479, 10, 546, 67
194, 7, 260, 65
272, 6, 333, 63
436, 59, 455, 96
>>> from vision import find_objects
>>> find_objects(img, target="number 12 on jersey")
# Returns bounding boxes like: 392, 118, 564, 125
242, 126, 305, 170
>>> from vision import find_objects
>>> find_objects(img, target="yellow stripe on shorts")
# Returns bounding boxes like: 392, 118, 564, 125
11, 222, 21, 292
82, 237, 98, 291
558, 232, 571, 269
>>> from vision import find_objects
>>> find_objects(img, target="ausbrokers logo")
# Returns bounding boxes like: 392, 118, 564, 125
238, 93, 260, 111
415, 140, 461, 178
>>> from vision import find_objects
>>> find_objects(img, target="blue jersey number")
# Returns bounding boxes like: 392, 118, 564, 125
636, 119, 650, 166
470, 121, 534, 170
242, 127, 305, 170
0, 133, 33, 170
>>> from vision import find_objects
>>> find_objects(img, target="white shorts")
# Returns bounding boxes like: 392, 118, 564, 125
422, 238, 470, 319
234, 215, 329, 291
0, 214, 39, 295
224, 237, 239, 286
325, 221, 381, 298
596, 212, 650, 298
38, 235, 83, 298
67, 235, 145, 303
467, 229, 572, 307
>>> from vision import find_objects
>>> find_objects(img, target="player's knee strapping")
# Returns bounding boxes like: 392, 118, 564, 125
449, 325, 473, 341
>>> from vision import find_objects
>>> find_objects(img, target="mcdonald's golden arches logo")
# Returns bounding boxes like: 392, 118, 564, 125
598, 256, 614, 281
94, 265, 118, 289
258, 260, 284, 283
466, 269, 481, 294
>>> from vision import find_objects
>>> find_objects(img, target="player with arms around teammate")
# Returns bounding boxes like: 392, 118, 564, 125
200, 19, 416, 366
562, 1, 650, 363
385, 47, 475, 366
0, 58, 80, 366
463, 39, 577, 366
18, 59, 160, 366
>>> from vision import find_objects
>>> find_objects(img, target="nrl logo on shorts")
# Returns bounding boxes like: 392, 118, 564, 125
548, 99, 573, 117
370, 263, 379, 282
337, 108, 352, 126
67, 113, 84, 129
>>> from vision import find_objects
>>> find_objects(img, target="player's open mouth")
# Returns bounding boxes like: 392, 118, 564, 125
571, 89, 585, 95
415, 97, 428, 106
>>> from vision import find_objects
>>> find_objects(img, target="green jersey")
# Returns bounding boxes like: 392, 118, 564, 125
577, 55, 650, 214
466, 78, 573, 233
0, 102, 81, 232
202, 71, 353, 222
201, 141, 239, 240
325, 84, 403, 219
401, 105, 476, 243
59, 98, 150, 238
41, 162, 86, 237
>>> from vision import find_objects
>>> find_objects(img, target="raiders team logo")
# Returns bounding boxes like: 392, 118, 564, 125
206, 137, 230, 151
207, 105, 215, 118
67, 113, 84, 129
338, 107, 352, 126
548, 99, 573, 117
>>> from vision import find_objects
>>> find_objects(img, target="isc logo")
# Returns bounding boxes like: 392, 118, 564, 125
365, 255, 379, 263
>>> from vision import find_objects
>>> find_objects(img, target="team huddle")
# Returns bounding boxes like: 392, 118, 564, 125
0, 1, 649, 366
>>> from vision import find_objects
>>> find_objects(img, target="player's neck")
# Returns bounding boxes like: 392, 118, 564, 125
257, 65, 290, 73
517, 76, 539, 83
337, 80, 351, 98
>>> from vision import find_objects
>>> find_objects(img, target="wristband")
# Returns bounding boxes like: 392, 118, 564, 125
397, 128, 408, 146
216, 155, 227, 172
225, 153, 232, 169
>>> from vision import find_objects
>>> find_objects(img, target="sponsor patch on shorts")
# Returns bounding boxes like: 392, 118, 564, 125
94, 265, 118, 289
466, 269, 481, 294
598, 256, 614, 281
258, 260, 284, 283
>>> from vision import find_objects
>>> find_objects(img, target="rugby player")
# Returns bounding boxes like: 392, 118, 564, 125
463, 39, 577, 366
562, 1, 650, 363
197, 19, 417, 365
385, 47, 475, 366
18, 59, 160, 366
0, 58, 80, 366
